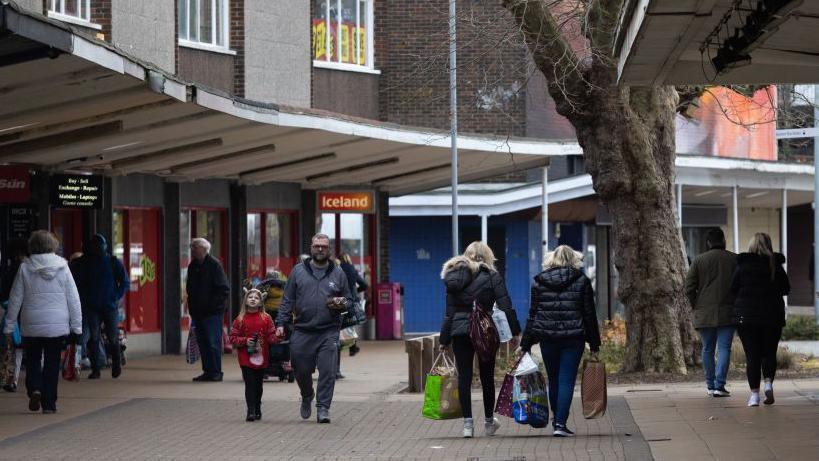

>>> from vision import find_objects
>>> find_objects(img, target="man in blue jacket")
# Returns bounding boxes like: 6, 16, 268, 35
73, 234, 129, 379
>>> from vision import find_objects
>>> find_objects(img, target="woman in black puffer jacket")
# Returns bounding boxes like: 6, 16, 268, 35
520, 245, 600, 437
439, 241, 521, 438
731, 232, 789, 407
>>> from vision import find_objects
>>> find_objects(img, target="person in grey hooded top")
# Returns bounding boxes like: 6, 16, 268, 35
276, 233, 353, 424
3, 230, 82, 414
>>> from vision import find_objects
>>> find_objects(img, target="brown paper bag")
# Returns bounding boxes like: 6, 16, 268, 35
581, 356, 607, 419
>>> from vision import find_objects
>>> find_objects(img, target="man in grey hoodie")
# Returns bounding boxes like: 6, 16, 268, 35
276, 233, 353, 424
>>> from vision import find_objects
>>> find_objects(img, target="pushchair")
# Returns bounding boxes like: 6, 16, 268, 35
255, 274, 294, 382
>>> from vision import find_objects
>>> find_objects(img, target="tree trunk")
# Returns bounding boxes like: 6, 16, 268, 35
564, 84, 697, 373
500, 0, 698, 373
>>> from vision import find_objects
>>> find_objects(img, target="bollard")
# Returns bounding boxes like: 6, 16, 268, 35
404, 338, 424, 393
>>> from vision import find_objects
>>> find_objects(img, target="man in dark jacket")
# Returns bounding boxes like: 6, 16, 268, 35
685, 228, 736, 397
276, 234, 353, 424
187, 238, 230, 382
72, 234, 129, 379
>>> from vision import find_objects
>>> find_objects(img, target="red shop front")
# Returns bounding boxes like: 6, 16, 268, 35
113, 208, 163, 334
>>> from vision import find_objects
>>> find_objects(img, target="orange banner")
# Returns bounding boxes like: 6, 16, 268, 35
318, 191, 375, 213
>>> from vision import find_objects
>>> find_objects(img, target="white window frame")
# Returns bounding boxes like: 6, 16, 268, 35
178, 0, 234, 55
312, 0, 379, 74
48, 0, 102, 30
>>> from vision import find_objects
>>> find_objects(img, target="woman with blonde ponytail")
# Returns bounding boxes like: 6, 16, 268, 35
731, 233, 790, 407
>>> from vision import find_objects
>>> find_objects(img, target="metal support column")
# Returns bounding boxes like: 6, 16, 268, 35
676, 183, 683, 228
162, 181, 181, 355
481, 215, 488, 243
542, 166, 549, 254
782, 188, 788, 308
814, 84, 819, 323
732, 185, 740, 253
449, 0, 459, 257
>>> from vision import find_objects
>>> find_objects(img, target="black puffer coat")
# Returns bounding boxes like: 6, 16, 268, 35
520, 267, 601, 352
731, 252, 789, 326
439, 259, 521, 346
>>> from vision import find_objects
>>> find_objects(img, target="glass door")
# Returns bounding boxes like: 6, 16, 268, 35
319, 212, 374, 303
114, 208, 162, 333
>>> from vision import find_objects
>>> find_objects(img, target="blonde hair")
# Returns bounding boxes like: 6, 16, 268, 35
748, 232, 775, 280
543, 245, 583, 270
463, 241, 496, 271
237, 288, 269, 322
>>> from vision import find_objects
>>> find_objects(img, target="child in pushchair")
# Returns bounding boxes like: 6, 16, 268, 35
255, 272, 294, 382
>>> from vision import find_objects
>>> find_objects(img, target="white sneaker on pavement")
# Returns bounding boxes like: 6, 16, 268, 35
462, 418, 474, 438
763, 380, 774, 405
484, 417, 500, 436
747, 392, 760, 407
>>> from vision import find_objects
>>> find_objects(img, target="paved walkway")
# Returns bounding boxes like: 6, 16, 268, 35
0, 341, 816, 460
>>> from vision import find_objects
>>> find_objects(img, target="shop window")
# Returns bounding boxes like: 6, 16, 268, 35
313, 0, 376, 72
48, 0, 100, 29
246, 211, 297, 285
114, 209, 162, 334
177, 0, 232, 53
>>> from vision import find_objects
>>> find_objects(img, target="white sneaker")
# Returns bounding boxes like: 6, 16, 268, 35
484, 417, 500, 436
763, 381, 774, 405
707, 388, 715, 397
747, 392, 760, 407
462, 418, 474, 438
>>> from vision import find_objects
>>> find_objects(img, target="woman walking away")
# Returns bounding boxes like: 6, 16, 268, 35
439, 241, 521, 438
731, 233, 790, 407
229, 288, 280, 421
520, 245, 601, 437
3, 231, 82, 414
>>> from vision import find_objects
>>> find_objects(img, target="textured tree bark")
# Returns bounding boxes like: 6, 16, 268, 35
502, 0, 697, 372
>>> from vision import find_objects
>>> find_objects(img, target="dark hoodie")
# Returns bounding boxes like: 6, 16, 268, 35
438, 257, 521, 346
520, 267, 601, 352
71, 234, 129, 311
731, 252, 789, 326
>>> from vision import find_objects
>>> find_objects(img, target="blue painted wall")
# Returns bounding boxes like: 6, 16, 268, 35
391, 215, 536, 334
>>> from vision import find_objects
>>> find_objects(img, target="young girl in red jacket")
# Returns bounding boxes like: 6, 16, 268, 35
229, 288, 280, 421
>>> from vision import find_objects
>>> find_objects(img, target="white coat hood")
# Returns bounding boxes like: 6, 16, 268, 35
26, 253, 68, 280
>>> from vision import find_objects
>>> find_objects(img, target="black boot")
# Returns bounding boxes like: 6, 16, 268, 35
255, 403, 262, 421
246, 408, 256, 422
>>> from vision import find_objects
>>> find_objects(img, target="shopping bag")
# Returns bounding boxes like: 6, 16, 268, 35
581, 355, 607, 419
514, 352, 539, 376
222, 326, 233, 354
512, 371, 549, 428
185, 326, 200, 364
468, 302, 499, 363
421, 352, 462, 420
0, 336, 14, 387
61, 344, 80, 382
339, 327, 358, 348
494, 355, 523, 418
492, 305, 513, 343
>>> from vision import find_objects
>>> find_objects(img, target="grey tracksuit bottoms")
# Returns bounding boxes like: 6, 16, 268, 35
289, 328, 339, 410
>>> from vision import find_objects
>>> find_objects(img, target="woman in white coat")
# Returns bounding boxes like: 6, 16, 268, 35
3, 230, 82, 413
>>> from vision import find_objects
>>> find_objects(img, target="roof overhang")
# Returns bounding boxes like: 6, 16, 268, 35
615, 0, 819, 85
390, 156, 815, 216
0, 2, 581, 196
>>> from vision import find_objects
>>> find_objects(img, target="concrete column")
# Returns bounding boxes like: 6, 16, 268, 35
732, 185, 740, 253
31, 171, 50, 230
162, 181, 181, 355
542, 166, 549, 254
229, 183, 248, 320
95, 175, 113, 245
300, 189, 317, 254
481, 214, 488, 243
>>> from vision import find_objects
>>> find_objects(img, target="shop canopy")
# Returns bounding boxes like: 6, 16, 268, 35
615, 0, 819, 85
0, 3, 580, 196
390, 156, 815, 216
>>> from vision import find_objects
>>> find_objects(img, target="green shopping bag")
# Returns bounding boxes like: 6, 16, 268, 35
421, 352, 462, 420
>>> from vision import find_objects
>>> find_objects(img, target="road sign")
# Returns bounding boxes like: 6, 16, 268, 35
775, 127, 819, 139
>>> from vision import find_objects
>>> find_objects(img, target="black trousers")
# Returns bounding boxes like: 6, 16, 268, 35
452, 335, 495, 419
738, 324, 783, 390
24, 337, 63, 411
241, 366, 265, 411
